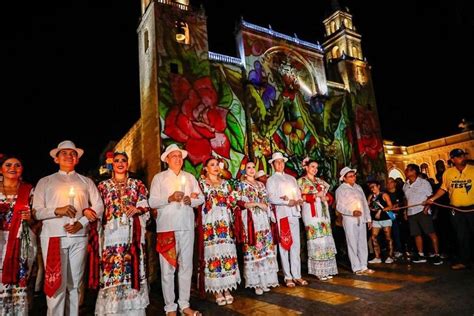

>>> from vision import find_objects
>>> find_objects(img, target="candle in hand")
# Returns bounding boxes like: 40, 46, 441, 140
356, 201, 361, 226
290, 187, 301, 212
180, 175, 186, 193
291, 188, 297, 200
179, 175, 186, 208
68, 186, 77, 225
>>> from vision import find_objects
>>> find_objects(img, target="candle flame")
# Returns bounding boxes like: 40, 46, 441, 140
69, 186, 76, 197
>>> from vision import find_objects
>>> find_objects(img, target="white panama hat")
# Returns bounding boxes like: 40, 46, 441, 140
49, 140, 84, 158
268, 152, 288, 164
339, 166, 357, 182
161, 144, 188, 162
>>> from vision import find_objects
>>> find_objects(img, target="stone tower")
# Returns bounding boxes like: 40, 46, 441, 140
322, 0, 387, 181
136, 0, 209, 184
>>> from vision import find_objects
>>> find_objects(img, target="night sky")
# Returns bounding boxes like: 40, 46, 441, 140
3, 0, 473, 183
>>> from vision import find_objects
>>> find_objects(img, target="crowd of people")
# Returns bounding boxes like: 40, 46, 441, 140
0, 141, 472, 316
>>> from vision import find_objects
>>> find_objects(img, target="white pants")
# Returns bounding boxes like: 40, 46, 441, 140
342, 218, 368, 272
159, 230, 194, 313
41, 236, 87, 316
278, 217, 301, 280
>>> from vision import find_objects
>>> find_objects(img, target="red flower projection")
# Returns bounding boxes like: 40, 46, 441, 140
164, 75, 230, 165
356, 106, 383, 160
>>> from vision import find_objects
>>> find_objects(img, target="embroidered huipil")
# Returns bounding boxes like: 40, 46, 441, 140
199, 180, 241, 293
297, 176, 337, 278
95, 178, 150, 315
0, 190, 36, 316
237, 181, 278, 289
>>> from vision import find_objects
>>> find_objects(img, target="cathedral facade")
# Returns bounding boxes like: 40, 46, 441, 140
115, 0, 386, 188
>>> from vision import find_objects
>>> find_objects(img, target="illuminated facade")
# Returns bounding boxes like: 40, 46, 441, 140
384, 131, 474, 181
115, 0, 386, 187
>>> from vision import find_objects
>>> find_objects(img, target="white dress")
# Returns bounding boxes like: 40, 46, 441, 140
297, 176, 337, 278
95, 178, 150, 316
238, 180, 279, 289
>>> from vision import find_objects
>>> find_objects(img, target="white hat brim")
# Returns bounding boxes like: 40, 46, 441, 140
268, 157, 288, 164
161, 148, 188, 162
339, 169, 357, 181
49, 147, 84, 159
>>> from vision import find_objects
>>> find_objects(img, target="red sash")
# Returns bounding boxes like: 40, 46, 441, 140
44, 237, 61, 297
2, 182, 32, 285
87, 217, 100, 290
130, 216, 142, 290
326, 192, 334, 207
156, 231, 177, 268
246, 209, 256, 246
232, 205, 244, 244
279, 217, 293, 251
303, 194, 317, 217
270, 205, 279, 245
196, 205, 206, 299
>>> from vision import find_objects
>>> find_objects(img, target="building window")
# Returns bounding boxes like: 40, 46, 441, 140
330, 21, 336, 34
175, 20, 190, 44
144, 30, 149, 53
344, 18, 352, 29
352, 46, 358, 59
332, 46, 341, 59
420, 163, 429, 176
170, 63, 179, 74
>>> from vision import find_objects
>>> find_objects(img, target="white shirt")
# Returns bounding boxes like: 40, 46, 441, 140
33, 170, 104, 237
266, 172, 302, 220
403, 177, 432, 216
148, 169, 204, 232
335, 182, 371, 223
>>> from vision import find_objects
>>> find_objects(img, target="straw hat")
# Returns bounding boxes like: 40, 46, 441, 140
268, 152, 288, 164
339, 166, 357, 182
161, 144, 188, 162
49, 140, 84, 158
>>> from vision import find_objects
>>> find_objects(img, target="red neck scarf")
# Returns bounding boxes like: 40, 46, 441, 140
2, 182, 32, 285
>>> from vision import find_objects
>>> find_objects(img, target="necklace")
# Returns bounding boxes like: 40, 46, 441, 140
0, 181, 19, 201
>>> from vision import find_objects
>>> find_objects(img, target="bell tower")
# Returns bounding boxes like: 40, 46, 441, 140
322, 0, 363, 61
136, 0, 209, 184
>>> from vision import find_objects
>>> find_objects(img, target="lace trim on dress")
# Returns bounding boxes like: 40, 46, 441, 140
95, 282, 149, 315
243, 257, 279, 288
308, 258, 338, 277
204, 243, 238, 261
204, 274, 241, 293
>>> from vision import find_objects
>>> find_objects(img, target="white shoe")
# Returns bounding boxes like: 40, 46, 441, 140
255, 288, 264, 295
385, 257, 394, 264
262, 287, 271, 292
394, 252, 403, 258
326, 275, 333, 279
318, 276, 328, 281
368, 258, 382, 264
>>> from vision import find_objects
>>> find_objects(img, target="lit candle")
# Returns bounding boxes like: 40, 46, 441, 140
290, 187, 301, 212
68, 186, 77, 225
178, 175, 186, 208
180, 175, 186, 193
291, 187, 297, 200
356, 201, 361, 226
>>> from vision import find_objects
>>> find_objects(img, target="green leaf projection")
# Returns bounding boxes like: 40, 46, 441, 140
156, 13, 385, 186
